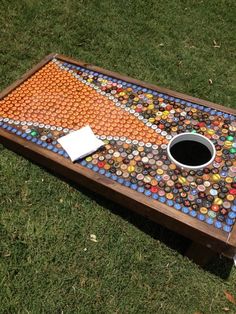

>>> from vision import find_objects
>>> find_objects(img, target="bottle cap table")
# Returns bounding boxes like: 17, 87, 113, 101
1, 53, 236, 264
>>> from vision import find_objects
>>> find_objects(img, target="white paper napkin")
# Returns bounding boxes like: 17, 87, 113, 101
57, 125, 104, 162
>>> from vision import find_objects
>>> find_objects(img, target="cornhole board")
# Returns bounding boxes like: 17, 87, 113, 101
1, 53, 236, 265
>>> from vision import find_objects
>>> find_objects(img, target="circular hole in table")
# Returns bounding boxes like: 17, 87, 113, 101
167, 133, 216, 170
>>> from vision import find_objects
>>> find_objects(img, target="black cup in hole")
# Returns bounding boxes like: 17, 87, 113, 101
167, 133, 216, 170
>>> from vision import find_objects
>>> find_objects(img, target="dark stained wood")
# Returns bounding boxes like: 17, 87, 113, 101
0, 53, 236, 262
227, 224, 236, 255
1, 127, 236, 258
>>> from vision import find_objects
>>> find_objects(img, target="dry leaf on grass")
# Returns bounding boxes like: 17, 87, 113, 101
90, 234, 98, 242
213, 40, 221, 48
224, 291, 236, 305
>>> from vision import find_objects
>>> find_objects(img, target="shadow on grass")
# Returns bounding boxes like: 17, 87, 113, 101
50, 169, 234, 279
2, 139, 233, 279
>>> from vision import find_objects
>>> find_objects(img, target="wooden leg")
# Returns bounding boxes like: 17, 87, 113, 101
185, 242, 217, 266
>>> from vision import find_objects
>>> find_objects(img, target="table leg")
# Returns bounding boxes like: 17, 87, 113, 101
185, 242, 217, 266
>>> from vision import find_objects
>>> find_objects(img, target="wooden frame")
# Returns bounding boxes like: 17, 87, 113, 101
1, 53, 236, 263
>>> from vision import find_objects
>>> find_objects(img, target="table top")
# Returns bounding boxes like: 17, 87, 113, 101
1, 53, 236, 256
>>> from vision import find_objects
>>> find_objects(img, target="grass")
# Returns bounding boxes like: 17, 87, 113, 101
0, 0, 236, 313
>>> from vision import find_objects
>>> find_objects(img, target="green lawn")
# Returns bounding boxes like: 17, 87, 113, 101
0, 0, 236, 313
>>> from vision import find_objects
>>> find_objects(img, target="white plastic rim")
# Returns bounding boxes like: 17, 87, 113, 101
167, 132, 216, 170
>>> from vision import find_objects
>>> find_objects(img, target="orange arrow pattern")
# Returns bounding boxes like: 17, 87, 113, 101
0, 62, 166, 144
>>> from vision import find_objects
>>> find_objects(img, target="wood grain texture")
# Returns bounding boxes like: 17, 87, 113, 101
0, 53, 236, 259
